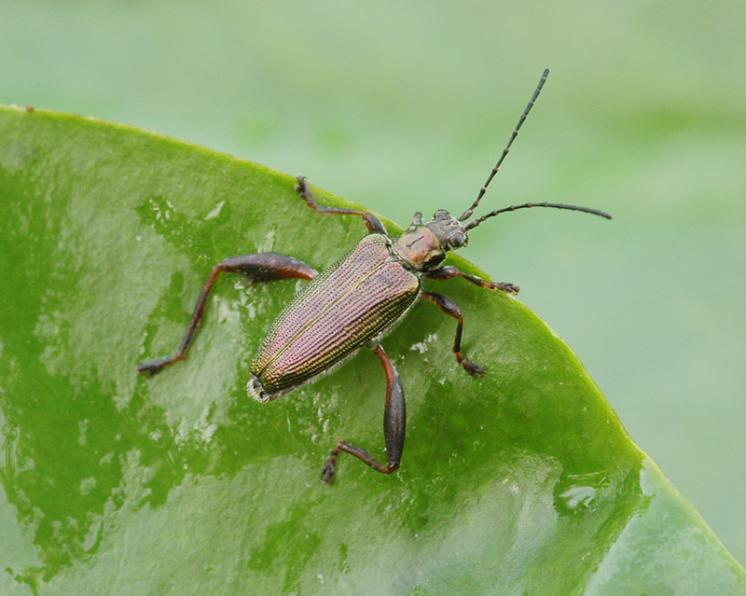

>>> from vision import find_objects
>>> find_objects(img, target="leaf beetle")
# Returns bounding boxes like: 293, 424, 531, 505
138, 69, 611, 483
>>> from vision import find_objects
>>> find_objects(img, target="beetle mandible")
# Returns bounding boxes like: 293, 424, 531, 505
138, 69, 611, 483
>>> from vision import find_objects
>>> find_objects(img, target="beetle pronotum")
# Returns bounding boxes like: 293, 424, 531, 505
138, 69, 611, 483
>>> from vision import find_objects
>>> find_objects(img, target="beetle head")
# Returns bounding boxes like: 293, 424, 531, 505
426, 209, 468, 250
393, 209, 468, 271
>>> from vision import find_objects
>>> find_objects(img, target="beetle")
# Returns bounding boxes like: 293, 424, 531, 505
137, 69, 611, 483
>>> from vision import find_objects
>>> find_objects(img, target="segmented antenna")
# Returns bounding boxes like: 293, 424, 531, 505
464, 201, 612, 231
458, 68, 550, 222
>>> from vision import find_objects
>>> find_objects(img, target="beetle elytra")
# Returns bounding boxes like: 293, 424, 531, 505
138, 69, 611, 483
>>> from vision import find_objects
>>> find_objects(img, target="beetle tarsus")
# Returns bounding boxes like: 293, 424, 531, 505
137, 357, 171, 375
462, 359, 486, 377
321, 440, 399, 484
321, 459, 337, 484
489, 281, 520, 294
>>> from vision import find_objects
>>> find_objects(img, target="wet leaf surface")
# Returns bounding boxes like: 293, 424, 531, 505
0, 106, 743, 594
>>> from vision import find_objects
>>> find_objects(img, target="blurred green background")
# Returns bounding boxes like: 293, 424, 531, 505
1, 0, 744, 566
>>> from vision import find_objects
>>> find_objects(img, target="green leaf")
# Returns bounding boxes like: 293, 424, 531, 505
0, 105, 743, 595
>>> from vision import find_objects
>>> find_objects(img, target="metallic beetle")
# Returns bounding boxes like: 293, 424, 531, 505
138, 69, 611, 482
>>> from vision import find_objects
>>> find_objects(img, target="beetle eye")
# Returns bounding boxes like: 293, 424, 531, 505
450, 231, 466, 248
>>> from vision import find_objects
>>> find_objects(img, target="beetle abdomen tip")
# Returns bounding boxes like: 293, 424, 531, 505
247, 374, 272, 404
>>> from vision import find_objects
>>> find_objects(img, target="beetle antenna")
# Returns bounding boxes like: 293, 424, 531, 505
464, 201, 612, 231
459, 68, 550, 222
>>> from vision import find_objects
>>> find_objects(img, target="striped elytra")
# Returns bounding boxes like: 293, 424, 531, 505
250, 234, 420, 397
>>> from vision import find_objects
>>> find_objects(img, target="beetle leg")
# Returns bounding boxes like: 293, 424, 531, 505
295, 175, 388, 236
322, 344, 405, 484
421, 291, 485, 377
138, 253, 317, 375
427, 265, 519, 295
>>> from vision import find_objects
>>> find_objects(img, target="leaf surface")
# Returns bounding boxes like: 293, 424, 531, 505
0, 106, 743, 594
